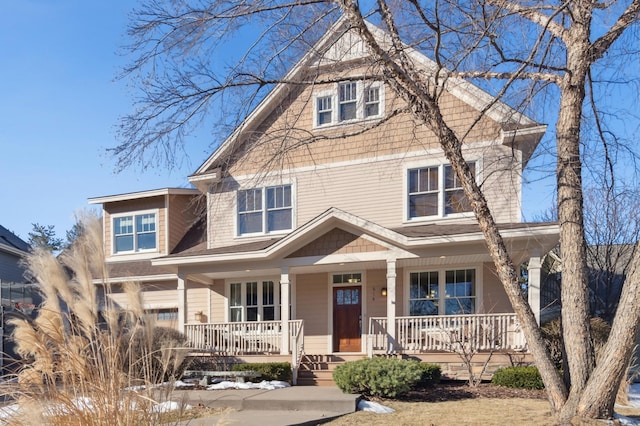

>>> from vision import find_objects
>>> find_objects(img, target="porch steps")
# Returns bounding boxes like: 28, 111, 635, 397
297, 354, 366, 386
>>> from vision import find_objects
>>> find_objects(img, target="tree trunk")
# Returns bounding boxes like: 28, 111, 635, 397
575, 243, 640, 418
555, 16, 596, 420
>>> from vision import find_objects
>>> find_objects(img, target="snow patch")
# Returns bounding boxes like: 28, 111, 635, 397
357, 400, 395, 413
207, 380, 291, 390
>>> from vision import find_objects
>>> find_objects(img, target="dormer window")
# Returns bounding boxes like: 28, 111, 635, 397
314, 81, 384, 128
113, 211, 157, 254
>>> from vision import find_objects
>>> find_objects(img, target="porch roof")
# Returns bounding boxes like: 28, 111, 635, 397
152, 208, 558, 269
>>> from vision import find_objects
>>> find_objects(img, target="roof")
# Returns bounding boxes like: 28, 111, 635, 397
88, 187, 199, 205
190, 16, 545, 182
0, 224, 30, 255
102, 260, 176, 282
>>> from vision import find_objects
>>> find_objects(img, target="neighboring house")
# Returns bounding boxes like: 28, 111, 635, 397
89, 18, 559, 383
0, 225, 39, 373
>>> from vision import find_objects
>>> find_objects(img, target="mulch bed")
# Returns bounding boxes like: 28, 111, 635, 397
396, 381, 547, 402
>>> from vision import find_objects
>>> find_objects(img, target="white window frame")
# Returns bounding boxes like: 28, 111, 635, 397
236, 183, 294, 236
313, 81, 385, 129
404, 266, 483, 316
226, 279, 282, 322
111, 209, 159, 255
404, 160, 479, 222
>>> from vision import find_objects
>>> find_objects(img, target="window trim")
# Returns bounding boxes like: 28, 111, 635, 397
111, 209, 159, 255
225, 278, 283, 323
404, 159, 479, 222
313, 81, 385, 129
404, 266, 483, 316
236, 183, 294, 237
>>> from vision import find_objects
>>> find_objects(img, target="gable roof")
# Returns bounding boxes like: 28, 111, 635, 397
190, 16, 545, 185
0, 224, 30, 256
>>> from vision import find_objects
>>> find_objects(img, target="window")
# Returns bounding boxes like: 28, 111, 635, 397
228, 280, 280, 322
409, 268, 476, 315
339, 82, 357, 121
238, 185, 292, 235
407, 162, 476, 219
113, 212, 157, 253
314, 81, 384, 127
317, 96, 332, 126
365, 86, 380, 117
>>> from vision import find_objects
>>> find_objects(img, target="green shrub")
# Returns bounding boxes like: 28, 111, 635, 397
491, 366, 544, 390
232, 362, 292, 383
333, 357, 423, 398
415, 363, 442, 388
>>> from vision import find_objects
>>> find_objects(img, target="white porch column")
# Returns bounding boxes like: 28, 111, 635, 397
528, 257, 542, 324
280, 268, 291, 355
177, 273, 187, 332
386, 259, 397, 353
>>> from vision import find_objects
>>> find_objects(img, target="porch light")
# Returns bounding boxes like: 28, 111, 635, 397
194, 311, 204, 322
381, 287, 387, 297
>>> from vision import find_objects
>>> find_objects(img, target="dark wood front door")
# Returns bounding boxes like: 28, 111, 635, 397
333, 286, 362, 352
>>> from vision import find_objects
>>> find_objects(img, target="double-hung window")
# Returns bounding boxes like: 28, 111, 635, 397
229, 280, 279, 322
365, 85, 380, 118
407, 161, 476, 219
316, 95, 332, 126
238, 184, 292, 235
338, 82, 357, 122
409, 268, 476, 315
113, 212, 157, 254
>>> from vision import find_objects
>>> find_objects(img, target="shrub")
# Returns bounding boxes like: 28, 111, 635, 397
541, 317, 611, 369
491, 366, 544, 390
232, 362, 292, 383
333, 357, 423, 398
415, 363, 442, 388
125, 326, 190, 383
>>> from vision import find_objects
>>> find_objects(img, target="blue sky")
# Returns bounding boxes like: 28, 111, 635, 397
0, 1, 204, 241
0, 1, 557, 243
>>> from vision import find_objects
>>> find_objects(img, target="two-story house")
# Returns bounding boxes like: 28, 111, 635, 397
89, 18, 558, 384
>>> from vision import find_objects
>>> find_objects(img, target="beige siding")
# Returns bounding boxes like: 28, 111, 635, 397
186, 281, 209, 324
295, 273, 329, 354
167, 194, 199, 252
481, 262, 513, 313
105, 281, 177, 311
209, 279, 226, 322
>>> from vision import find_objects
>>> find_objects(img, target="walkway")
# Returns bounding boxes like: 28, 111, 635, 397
171, 385, 361, 426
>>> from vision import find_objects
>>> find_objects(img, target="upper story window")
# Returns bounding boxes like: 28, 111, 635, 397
238, 184, 292, 236
407, 161, 476, 220
314, 81, 384, 128
113, 212, 157, 254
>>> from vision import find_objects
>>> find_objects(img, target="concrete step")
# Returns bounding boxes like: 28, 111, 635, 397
296, 354, 366, 386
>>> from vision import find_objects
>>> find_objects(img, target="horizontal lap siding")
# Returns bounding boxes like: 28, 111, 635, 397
104, 197, 166, 256
186, 281, 209, 324
209, 280, 226, 322
167, 195, 199, 252
481, 262, 512, 313
296, 273, 329, 354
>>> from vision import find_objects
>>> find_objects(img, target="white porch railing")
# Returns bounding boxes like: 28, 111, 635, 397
368, 313, 526, 354
185, 320, 304, 356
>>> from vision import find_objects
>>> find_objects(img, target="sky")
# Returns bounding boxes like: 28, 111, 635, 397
0, 1, 558, 244
0, 1, 206, 241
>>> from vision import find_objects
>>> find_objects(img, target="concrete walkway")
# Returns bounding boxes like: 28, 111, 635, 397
171, 386, 361, 426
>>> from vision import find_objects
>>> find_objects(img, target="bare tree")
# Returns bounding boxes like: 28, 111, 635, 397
116, 0, 640, 421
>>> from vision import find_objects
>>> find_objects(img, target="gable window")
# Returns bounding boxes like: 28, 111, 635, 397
228, 280, 280, 322
314, 81, 384, 128
407, 162, 476, 220
113, 212, 157, 253
339, 82, 357, 121
409, 268, 476, 315
317, 95, 332, 126
238, 184, 292, 235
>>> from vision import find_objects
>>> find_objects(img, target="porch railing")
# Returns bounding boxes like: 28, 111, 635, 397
368, 313, 526, 354
185, 320, 304, 356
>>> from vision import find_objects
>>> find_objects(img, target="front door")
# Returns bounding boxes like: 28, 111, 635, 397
333, 286, 362, 352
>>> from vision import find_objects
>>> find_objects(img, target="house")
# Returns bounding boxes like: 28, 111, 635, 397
0, 225, 39, 372
89, 18, 559, 383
